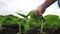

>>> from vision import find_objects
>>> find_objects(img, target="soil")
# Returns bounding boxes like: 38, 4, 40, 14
1, 25, 19, 34
0, 25, 60, 34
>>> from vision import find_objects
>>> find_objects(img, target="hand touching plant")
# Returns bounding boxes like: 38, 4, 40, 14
35, 0, 57, 16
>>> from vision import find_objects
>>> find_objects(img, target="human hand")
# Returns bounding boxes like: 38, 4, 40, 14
35, 5, 46, 16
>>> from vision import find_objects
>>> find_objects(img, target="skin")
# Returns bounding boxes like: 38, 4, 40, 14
36, 0, 57, 16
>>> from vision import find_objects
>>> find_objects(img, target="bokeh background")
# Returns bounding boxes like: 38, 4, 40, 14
0, 0, 59, 18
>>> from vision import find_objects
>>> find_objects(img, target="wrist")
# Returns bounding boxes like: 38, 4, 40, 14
40, 4, 46, 10
41, 3, 48, 9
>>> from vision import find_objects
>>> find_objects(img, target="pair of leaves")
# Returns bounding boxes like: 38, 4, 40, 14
44, 14, 59, 28
1, 15, 20, 25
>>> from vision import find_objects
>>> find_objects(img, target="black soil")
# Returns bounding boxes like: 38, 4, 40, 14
1, 25, 60, 34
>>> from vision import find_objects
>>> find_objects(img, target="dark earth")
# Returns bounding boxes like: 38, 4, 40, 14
0, 24, 60, 34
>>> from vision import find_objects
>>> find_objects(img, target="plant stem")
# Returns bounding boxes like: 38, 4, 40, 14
40, 20, 44, 34
19, 24, 21, 34
0, 24, 2, 34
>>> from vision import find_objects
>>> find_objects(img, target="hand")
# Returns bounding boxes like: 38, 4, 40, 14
35, 5, 46, 16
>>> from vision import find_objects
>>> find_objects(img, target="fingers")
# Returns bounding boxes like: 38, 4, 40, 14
32, 10, 42, 16
36, 10, 42, 16
36, 7, 45, 16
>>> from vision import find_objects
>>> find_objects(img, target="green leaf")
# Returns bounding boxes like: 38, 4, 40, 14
27, 11, 33, 16
18, 18, 26, 26
16, 12, 27, 17
24, 23, 30, 31
2, 15, 19, 25
44, 14, 59, 20
44, 14, 59, 28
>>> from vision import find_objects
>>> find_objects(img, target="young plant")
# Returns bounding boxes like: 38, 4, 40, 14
0, 15, 6, 34
16, 12, 31, 34
44, 14, 59, 33
26, 11, 46, 34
